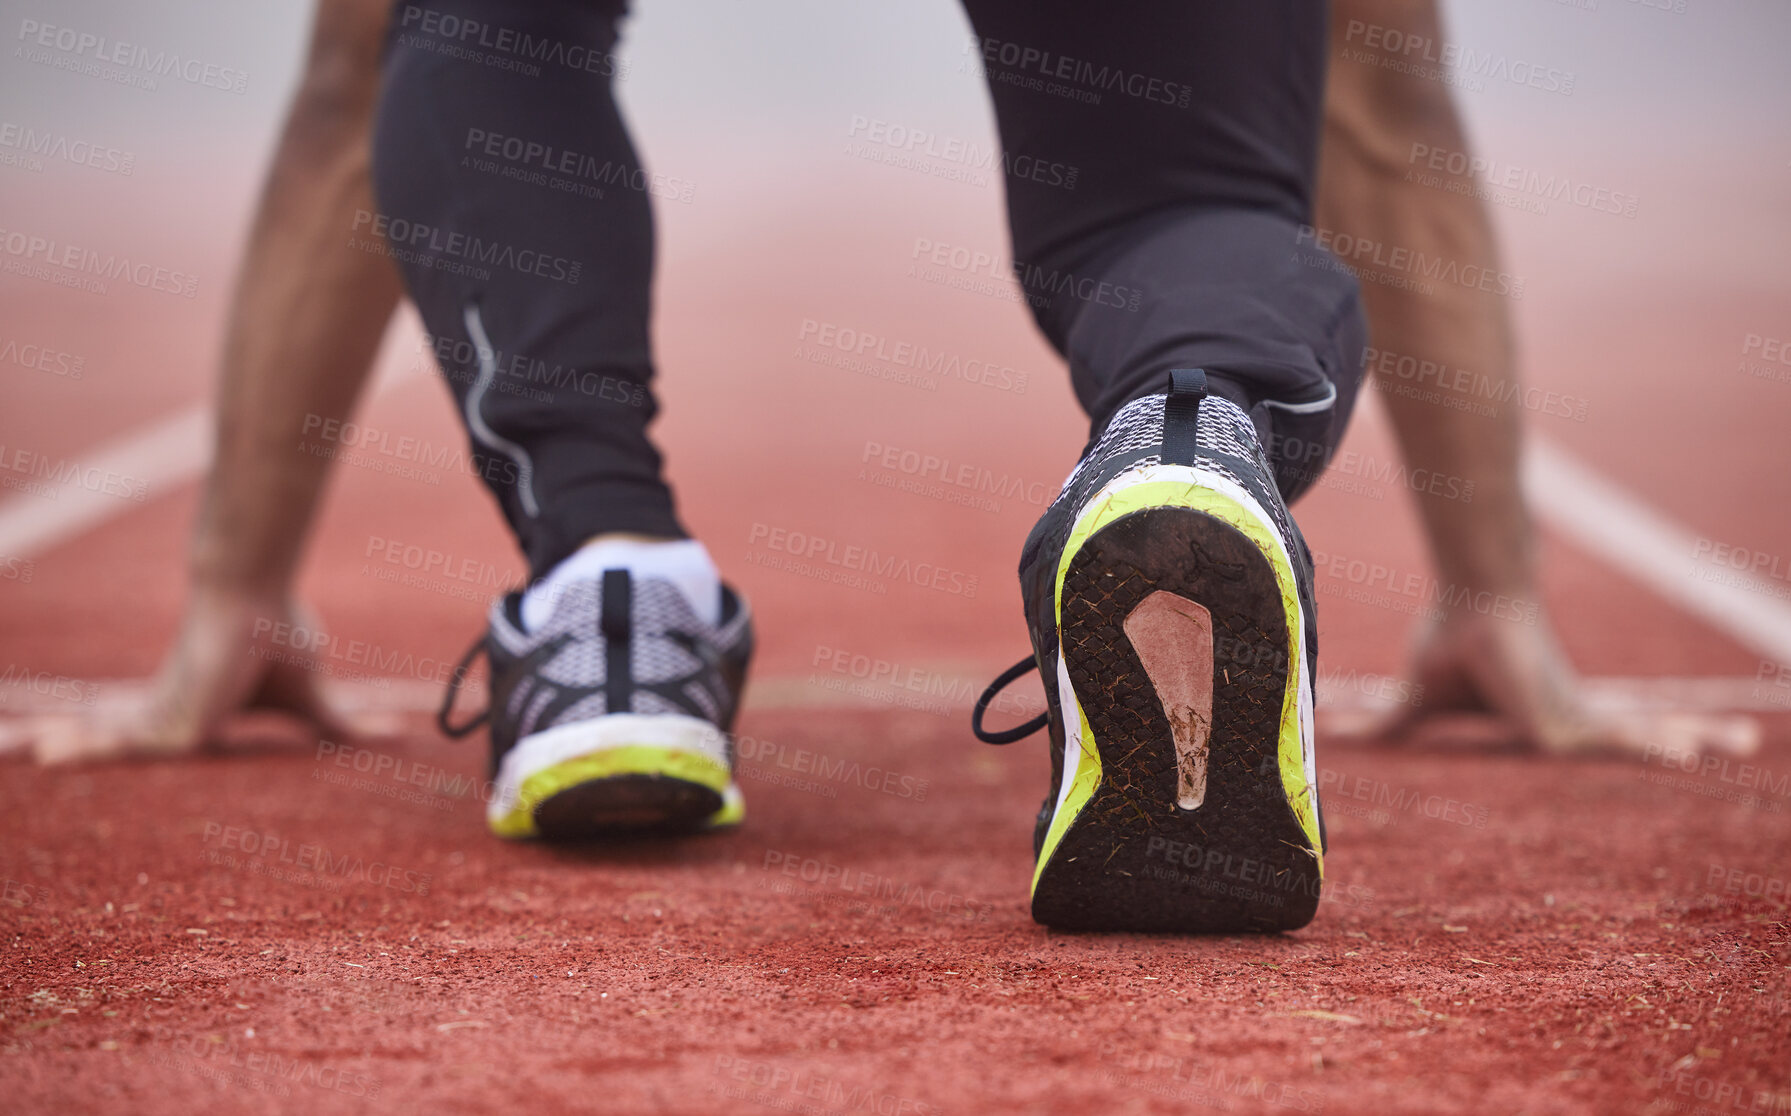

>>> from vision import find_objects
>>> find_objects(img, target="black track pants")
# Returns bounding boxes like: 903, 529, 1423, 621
371, 0, 1365, 575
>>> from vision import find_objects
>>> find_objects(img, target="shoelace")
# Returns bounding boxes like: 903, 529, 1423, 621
973, 370, 1214, 748
435, 569, 633, 740
437, 635, 489, 739
970, 656, 1048, 744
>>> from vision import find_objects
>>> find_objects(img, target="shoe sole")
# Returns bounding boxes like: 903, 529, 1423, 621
488, 714, 743, 840
1032, 465, 1322, 933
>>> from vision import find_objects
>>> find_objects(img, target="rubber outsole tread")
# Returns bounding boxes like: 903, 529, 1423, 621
1032, 505, 1320, 933
533, 776, 724, 840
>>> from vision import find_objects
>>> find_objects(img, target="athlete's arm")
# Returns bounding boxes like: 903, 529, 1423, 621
32, 0, 402, 762
1314, 0, 1755, 760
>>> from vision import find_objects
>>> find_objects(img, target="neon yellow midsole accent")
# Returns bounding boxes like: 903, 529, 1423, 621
1031, 723, 1102, 895
489, 746, 734, 839
706, 786, 746, 829
1031, 474, 1319, 894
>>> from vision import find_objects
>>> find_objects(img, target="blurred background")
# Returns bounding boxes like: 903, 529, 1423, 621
4, 0, 1790, 712
5, 6, 1791, 1111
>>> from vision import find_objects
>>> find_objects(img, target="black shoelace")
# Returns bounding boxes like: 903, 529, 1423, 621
971, 370, 1211, 748
437, 635, 489, 739
970, 656, 1048, 744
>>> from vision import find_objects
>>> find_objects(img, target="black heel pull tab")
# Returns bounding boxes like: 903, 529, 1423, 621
1162, 367, 1208, 465
601, 568, 634, 713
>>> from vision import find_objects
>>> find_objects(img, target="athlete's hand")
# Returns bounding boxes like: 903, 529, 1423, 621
12, 587, 383, 764
1338, 608, 1761, 764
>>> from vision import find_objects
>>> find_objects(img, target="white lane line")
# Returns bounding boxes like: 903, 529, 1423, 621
0, 407, 209, 559
3, 356, 1786, 674
1, 674, 1786, 725
0, 312, 427, 560
1524, 438, 1791, 668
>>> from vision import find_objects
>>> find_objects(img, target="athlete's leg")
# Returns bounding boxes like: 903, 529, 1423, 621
29, 0, 403, 764
962, 1, 1363, 930
371, 1, 749, 838
371, 0, 677, 578
1316, 0, 1756, 760
1318, 0, 1522, 603
201, 0, 402, 596
960, 0, 1365, 503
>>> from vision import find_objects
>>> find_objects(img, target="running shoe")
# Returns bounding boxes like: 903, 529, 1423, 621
441, 569, 753, 838
974, 369, 1325, 932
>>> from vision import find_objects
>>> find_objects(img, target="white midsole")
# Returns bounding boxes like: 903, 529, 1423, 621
1053, 463, 1318, 827
1051, 648, 1084, 826
488, 713, 732, 824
